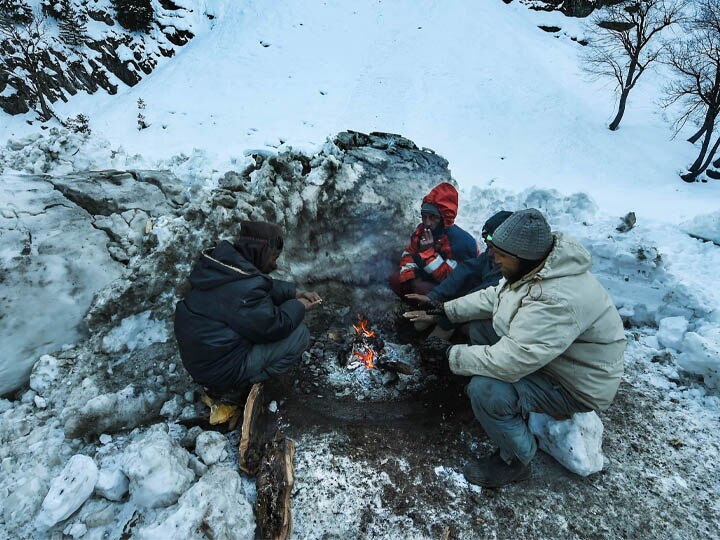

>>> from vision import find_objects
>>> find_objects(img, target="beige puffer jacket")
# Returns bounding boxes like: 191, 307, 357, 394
445, 233, 626, 411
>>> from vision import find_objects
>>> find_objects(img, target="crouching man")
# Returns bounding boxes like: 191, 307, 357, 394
174, 221, 322, 398
407, 209, 626, 487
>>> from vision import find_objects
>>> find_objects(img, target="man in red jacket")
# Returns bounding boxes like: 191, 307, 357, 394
389, 182, 478, 298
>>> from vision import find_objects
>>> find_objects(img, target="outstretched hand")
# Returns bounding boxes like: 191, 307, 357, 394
403, 310, 434, 324
297, 291, 323, 310
405, 293, 430, 304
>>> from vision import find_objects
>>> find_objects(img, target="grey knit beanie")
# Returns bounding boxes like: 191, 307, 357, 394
487, 208, 552, 260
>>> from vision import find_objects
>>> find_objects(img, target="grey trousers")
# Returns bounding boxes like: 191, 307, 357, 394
240, 324, 310, 386
465, 319, 589, 465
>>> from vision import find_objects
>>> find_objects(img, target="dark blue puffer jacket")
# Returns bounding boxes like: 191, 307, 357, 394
173, 241, 305, 390
427, 250, 502, 302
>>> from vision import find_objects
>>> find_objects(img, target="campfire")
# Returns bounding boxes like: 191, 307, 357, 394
344, 316, 413, 381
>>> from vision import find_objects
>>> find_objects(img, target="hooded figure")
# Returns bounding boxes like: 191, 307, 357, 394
390, 182, 478, 298
174, 221, 319, 394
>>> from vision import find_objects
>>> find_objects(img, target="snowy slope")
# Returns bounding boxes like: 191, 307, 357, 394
1, 0, 718, 222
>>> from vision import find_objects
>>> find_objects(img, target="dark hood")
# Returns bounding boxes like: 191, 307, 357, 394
189, 240, 261, 291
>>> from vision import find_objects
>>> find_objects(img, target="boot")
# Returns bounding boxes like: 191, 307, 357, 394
463, 450, 531, 488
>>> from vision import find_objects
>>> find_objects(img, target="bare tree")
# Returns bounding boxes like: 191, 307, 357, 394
664, 0, 720, 181
583, 0, 685, 130
0, 11, 58, 121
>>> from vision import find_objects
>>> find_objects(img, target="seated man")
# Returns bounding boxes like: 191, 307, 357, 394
389, 182, 478, 299
174, 221, 322, 398
405, 210, 512, 332
405, 209, 625, 487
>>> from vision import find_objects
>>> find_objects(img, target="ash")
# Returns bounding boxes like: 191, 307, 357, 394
297, 334, 431, 402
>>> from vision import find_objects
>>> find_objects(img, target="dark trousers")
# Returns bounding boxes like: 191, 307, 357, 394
237, 324, 310, 386
465, 320, 589, 464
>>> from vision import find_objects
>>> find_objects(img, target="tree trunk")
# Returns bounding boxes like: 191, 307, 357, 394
688, 122, 709, 144
683, 131, 720, 182
689, 122, 716, 173
609, 89, 630, 131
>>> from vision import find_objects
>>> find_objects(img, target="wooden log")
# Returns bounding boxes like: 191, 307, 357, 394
256, 435, 296, 540
238, 383, 267, 475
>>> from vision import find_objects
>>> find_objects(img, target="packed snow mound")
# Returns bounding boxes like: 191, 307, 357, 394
136, 466, 255, 540
681, 210, 720, 245
121, 425, 195, 508
529, 412, 605, 477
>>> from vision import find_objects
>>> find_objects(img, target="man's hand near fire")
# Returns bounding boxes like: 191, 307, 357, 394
403, 310, 434, 324
297, 290, 323, 310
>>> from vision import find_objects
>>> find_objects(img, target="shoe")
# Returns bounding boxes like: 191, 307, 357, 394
462, 450, 531, 488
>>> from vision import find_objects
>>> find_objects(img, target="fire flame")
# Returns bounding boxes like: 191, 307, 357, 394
353, 347, 375, 369
351, 316, 377, 369
352, 318, 376, 338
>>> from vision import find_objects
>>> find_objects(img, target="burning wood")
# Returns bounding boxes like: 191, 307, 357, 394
344, 316, 413, 379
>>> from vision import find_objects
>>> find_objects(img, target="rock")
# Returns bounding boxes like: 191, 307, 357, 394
121, 426, 195, 508
529, 412, 605, 477
37, 455, 99, 528
95, 468, 129, 502
63, 384, 167, 439
136, 467, 254, 540
195, 431, 228, 466
616, 211, 636, 233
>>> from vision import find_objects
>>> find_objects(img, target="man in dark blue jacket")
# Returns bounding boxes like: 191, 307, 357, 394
174, 221, 321, 396
405, 211, 512, 339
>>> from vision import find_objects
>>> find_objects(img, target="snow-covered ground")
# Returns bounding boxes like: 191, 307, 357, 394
1, 0, 719, 538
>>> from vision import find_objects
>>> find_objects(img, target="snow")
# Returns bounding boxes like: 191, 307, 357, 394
529, 412, 605, 477
120, 425, 195, 508
194, 431, 228, 466
0, 0, 719, 538
37, 454, 99, 529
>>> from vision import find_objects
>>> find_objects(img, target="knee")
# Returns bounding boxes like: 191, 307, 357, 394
467, 376, 518, 416
292, 324, 310, 353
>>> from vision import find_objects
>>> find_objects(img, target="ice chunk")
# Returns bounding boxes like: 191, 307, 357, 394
529, 412, 604, 477
657, 316, 689, 350
29, 355, 60, 395
121, 426, 194, 508
101, 311, 169, 354
37, 455, 99, 528
136, 466, 254, 540
678, 324, 720, 389
195, 431, 228, 466
94, 468, 129, 502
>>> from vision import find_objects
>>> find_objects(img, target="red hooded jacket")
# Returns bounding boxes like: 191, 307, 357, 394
398, 183, 478, 283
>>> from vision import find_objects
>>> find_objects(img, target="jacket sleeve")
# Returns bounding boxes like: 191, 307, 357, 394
444, 283, 500, 323
428, 255, 487, 302
412, 247, 459, 282
398, 229, 421, 282
448, 294, 581, 381
225, 295, 305, 344
270, 279, 297, 305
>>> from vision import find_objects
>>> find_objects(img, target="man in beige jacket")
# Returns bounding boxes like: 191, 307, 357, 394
406, 208, 626, 487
